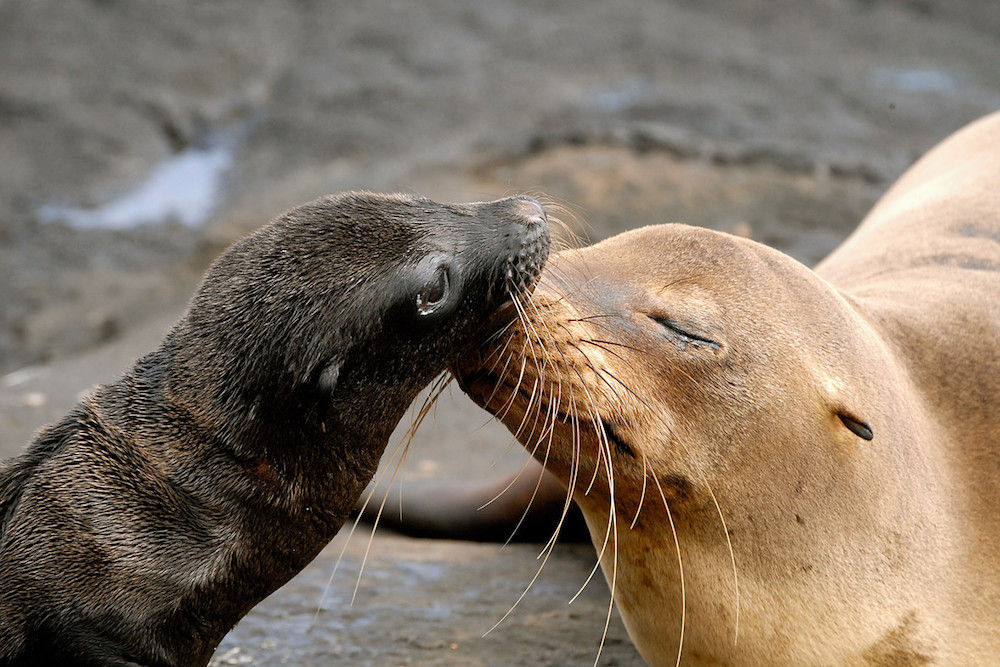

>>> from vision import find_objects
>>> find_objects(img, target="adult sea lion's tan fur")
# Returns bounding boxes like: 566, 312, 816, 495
448, 113, 1000, 664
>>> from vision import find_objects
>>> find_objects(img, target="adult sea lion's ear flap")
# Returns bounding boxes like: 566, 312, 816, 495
837, 411, 873, 441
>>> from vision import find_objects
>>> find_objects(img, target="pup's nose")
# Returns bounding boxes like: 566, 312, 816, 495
511, 197, 546, 226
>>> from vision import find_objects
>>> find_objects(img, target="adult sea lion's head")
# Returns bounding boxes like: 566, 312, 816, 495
457, 223, 886, 503
455, 223, 940, 663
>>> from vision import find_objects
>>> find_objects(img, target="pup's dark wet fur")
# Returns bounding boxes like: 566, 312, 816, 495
0, 192, 549, 666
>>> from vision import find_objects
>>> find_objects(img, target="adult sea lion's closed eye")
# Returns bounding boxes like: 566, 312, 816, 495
648, 313, 721, 350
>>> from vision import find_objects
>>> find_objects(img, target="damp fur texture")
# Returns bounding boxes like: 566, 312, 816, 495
0, 191, 549, 665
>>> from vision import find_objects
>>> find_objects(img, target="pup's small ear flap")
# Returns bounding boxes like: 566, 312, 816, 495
837, 412, 873, 441
317, 361, 341, 395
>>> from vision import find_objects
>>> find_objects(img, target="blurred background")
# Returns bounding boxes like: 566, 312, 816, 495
1, 1, 999, 664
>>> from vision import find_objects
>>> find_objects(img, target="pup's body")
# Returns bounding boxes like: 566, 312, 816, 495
0, 193, 549, 666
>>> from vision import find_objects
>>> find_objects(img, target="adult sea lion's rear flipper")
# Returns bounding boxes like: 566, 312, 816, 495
357, 461, 588, 543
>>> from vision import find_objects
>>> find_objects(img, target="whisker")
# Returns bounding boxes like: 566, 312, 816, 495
312, 372, 451, 624
652, 473, 686, 667
631, 449, 649, 530
501, 380, 561, 546
592, 367, 741, 642
350, 375, 452, 603
496, 357, 529, 422
484, 389, 578, 636
568, 393, 616, 603
481, 263, 741, 655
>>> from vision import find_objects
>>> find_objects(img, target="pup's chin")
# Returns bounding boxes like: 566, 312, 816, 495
449, 300, 517, 380
449, 356, 495, 405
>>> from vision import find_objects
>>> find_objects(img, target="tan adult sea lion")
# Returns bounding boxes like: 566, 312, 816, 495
391, 113, 1000, 664
0, 192, 549, 666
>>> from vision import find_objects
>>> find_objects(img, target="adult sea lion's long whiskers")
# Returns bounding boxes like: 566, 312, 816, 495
478, 296, 555, 514
577, 394, 622, 667
496, 279, 736, 656
476, 380, 551, 513
511, 295, 550, 398
485, 394, 578, 635
595, 474, 620, 667
632, 449, 650, 529
510, 294, 540, 373
483, 349, 517, 407
568, 397, 616, 603
600, 367, 740, 644
502, 380, 561, 546
585, 359, 740, 639
483, 318, 516, 346
496, 357, 529, 421
708, 483, 740, 644
652, 473, 687, 667
510, 377, 542, 444
515, 293, 703, 662
523, 296, 571, 404
483, 437, 575, 634
534, 388, 579, 563
562, 346, 614, 494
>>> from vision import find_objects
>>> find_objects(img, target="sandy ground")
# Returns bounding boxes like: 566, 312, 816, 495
2, 1, 1000, 664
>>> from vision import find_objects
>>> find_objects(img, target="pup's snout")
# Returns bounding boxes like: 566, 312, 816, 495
511, 197, 547, 226
504, 199, 550, 293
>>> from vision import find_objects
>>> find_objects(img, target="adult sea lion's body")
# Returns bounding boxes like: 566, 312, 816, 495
397, 114, 1000, 663
0, 192, 549, 665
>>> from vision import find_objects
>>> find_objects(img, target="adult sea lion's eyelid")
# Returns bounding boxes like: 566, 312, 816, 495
647, 313, 721, 349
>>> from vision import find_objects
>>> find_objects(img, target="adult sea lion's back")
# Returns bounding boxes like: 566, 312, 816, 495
821, 111, 1000, 282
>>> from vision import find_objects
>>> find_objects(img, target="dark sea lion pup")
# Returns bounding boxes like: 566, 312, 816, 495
0, 192, 549, 666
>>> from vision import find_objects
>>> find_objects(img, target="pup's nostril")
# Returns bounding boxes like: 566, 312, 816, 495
514, 197, 546, 224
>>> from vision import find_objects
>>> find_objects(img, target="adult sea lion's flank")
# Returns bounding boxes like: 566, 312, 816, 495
0, 192, 549, 665
400, 114, 1000, 664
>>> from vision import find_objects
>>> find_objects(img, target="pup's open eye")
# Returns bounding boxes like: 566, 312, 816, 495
648, 314, 720, 350
416, 267, 450, 315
